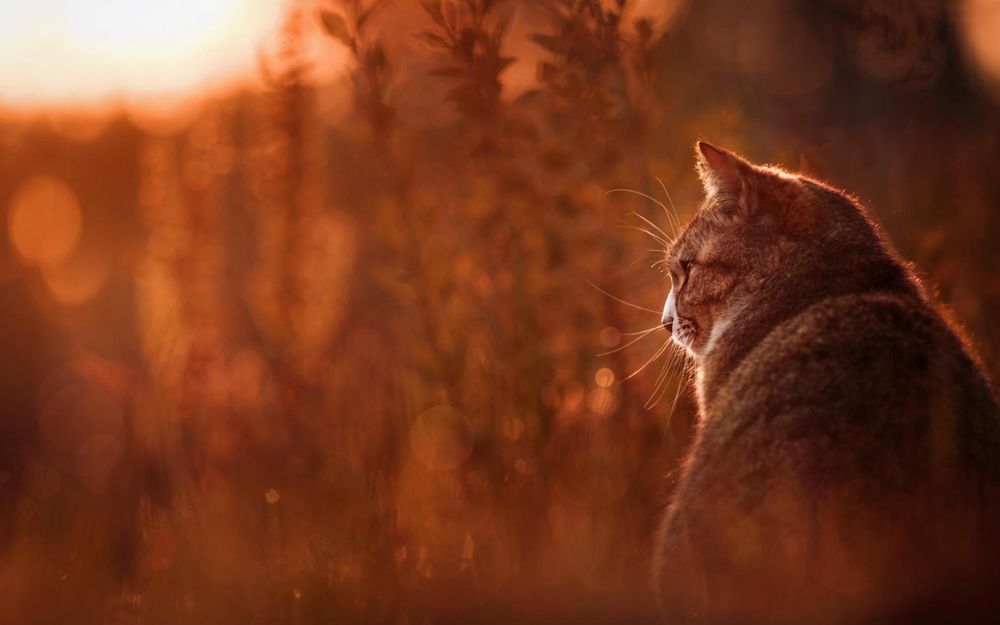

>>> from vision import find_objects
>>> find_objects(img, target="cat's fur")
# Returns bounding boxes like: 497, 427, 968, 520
653, 142, 1000, 624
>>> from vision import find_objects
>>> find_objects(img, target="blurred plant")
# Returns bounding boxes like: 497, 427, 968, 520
319, 0, 396, 148
41, 1, 1000, 623
418, 0, 514, 127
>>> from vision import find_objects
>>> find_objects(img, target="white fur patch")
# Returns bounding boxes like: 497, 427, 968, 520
661, 288, 676, 329
703, 313, 735, 357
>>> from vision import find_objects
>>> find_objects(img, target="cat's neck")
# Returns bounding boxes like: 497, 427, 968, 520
695, 254, 921, 414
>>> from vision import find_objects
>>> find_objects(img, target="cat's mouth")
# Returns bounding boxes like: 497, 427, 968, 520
670, 318, 698, 355
663, 288, 699, 356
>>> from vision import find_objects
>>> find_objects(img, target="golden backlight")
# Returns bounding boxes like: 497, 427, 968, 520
8, 175, 82, 265
0, 0, 283, 106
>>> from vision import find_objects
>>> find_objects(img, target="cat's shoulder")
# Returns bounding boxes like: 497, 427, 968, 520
754, 291, 938, 365
713, 292, 953, 417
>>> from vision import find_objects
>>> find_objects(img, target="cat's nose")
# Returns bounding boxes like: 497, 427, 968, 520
661, 290, 675, 334
662, 316, 673, 334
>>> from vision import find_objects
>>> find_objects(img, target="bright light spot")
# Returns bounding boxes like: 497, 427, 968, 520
42, 250, 110, 307
46, 108, 114, 142
127, 99, 203, 138
8, 175, 82, 266
599, 326, 621, 348
594, 368, 615, 388
587, 387, 618, 416
502, 416, 525, 442
410, 405, 474, 471
960, 0, 1000, 98
0, 0, 284, 107
265, 488, 281, 504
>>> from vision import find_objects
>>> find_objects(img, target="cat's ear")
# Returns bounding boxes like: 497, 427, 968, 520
695, 141, 754, 216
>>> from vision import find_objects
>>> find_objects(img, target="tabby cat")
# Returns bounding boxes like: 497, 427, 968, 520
653, 142, 1000, 624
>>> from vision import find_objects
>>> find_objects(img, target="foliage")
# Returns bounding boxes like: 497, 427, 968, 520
2, 1, 1000, 624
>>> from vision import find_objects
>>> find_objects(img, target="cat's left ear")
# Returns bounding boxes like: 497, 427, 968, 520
695, 141, 754, 218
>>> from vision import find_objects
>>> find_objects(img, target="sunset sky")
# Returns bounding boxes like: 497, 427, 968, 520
0, 0, 698, 111
0, 0, 284, 107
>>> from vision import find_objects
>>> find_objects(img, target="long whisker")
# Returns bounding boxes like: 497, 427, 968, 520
620, 323, 666, 336
587, 280, 661, 315
664, 356, 697, 423
598, 327, 661, 356
617, 223, 669, 247
645, 351, 675, 409
629, 210, 671, 243
655, 176, 682, 233
622, 340, 671, 381
646, 347, 682, 409
606, 188, 676, 236
667, 363, 689, 419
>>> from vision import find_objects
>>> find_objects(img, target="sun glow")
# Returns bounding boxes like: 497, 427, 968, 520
0, 0, 285, 107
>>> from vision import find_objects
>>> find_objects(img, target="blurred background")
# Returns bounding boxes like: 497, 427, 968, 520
2, 0, 1000, 623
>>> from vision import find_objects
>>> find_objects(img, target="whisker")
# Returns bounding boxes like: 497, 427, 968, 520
667, 367, 687, 419
629, 210, 671, 243
620, 323, 666, 336
598, 328, 660, 356
586, 280, 661, 315
622, 340, 671, 381
606, 188, 677, 238
664, 362, 694, 424
646, 348, 682, 409
655, 176, 683, 233
617, 222, 669, 247
644, 352, 675, 409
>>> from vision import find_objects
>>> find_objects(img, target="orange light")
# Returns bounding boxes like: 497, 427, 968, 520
0, 0, 283, 107
961, 0, 1000, 97
42, 249, 110, 306
7, 175, 82, 266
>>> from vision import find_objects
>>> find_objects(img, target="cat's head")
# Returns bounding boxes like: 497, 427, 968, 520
661, 141, 904, 360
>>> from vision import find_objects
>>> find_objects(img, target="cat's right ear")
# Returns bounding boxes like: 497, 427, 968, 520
695, 141, 753, 217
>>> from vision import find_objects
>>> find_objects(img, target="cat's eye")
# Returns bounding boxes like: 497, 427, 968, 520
671, 258, 693, 289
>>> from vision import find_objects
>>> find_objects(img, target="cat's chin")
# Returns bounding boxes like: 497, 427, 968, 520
670, 332, 695, 355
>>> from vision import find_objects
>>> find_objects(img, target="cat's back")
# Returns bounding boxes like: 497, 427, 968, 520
711, 291, 1000, 471
664, 292, 1000, 624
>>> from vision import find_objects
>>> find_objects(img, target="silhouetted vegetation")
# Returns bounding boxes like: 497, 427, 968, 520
1, 1, 1000, 623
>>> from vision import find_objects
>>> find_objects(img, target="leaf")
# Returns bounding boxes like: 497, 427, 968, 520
365, 44, 388, 71
421, 0, 445, 28
491, 8, 514, 47
415, 31, 450, 49
531, 33, 562, 54
458, 27, 477, 56
634, 17, 654, 42
357, 0, 391, 32
537, 61, 558, 82
441, 0, 458, 31
319, 10, 352, 48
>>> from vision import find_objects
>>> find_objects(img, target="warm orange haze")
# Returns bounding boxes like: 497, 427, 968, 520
2, 1, 1000, 624
0, 0, 283, 106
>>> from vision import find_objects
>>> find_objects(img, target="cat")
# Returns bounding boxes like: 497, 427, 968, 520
652, 142, 1000, 624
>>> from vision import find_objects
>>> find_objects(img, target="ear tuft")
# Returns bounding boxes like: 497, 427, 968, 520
695, 141, 746, 198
